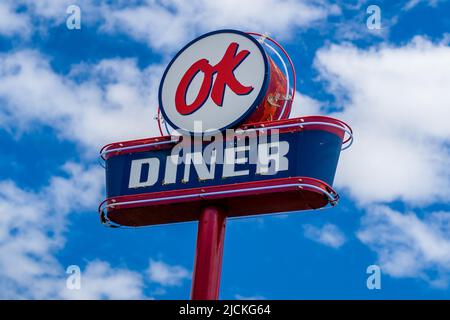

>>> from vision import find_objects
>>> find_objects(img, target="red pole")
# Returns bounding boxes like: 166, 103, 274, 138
191, 206, 227, 300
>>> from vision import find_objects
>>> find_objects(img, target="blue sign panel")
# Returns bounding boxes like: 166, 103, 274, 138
105, 130, 342, 199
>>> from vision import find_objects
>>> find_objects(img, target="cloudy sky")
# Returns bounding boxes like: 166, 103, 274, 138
1, 0, 450, 299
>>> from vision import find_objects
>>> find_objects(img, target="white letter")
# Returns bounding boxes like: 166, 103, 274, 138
203, 133, 223, 165
183, 152, 216, 182
163, 139, 186, 185
257, 141, 289, 175
164, 153, 180, 185
222, 143, 249, 178
234, 129, 258, 164
128, 158, 160, 188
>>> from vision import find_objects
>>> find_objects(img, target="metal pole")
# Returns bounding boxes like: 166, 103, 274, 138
191, 205, 227, 300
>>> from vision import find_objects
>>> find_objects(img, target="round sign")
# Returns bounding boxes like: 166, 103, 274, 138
158, 29, 269, 135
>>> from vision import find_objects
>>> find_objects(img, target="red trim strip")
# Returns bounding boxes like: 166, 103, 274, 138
99, 176, 337, 212
98, 176, 339, 227
100, 116, 351, 159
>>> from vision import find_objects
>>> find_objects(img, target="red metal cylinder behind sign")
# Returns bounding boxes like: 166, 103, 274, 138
244, 56, 292, 124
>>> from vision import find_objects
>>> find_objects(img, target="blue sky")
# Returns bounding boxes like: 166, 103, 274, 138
1, 0, 450, 299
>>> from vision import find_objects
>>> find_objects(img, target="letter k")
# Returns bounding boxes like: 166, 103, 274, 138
210, 42, 254, 106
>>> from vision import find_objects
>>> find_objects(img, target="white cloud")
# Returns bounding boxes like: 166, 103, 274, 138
328, 2, 392, 42
404, 0, 422, 10
0, 50, 163, 154
311, 36, 450, 288
358, 205, 450, 287
60, 261, 145, 300
147, 259, 190, 287
403, 0, 444, 11
0, 161, 191, 298
13, 0, 97, 23
2, 1, 340, 52
0, 0, 89, 37
315, 37, 450, 205
0, 163, 137, 299
302, 223, 346, 248
22, 0, 79, 20
0, 179, 62, 299
101, 0, 340, 51
290, 91, 325, 117
0, 2, 29, 36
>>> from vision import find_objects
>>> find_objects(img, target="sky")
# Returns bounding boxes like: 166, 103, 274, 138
0, 0, 450, 299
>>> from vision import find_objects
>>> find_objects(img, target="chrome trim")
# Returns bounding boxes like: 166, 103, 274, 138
264, 42, 291, 119
100, 120, 353, 161
100, 139, 177, 160
239, 121, 353, 150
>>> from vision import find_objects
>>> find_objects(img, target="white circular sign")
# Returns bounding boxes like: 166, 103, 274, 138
159, 29, 269, 135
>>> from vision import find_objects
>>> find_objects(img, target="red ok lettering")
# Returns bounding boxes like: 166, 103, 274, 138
175, 42, 254, 115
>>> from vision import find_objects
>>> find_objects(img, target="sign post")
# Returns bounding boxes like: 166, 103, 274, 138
98, 29, 353, 300
191, 206, 227, 300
